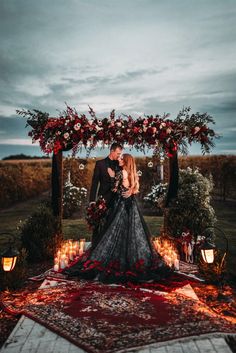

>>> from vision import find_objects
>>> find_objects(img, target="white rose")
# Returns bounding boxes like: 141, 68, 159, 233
74, 123, 81, 131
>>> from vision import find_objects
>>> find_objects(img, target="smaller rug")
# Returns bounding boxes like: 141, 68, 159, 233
1, 276, 235, 353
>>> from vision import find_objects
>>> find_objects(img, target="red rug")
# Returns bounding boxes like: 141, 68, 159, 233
2, 277, 235, 353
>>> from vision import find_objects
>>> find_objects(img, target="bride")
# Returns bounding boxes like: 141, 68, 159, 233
64, 153, 170, 283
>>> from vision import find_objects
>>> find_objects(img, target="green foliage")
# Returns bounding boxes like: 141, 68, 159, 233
0, 248, 28, 290
174, 106, 217, 155
20, 203, 62, 262
166, 167, 216, 238
179, 155, 236, 201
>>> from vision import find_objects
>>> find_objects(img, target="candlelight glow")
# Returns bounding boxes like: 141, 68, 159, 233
53, 239, 85, 272
201, 249, 214, 264
153, 237, 179, 270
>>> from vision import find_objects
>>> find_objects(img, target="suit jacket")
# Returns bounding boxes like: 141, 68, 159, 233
89, 157, 119, 205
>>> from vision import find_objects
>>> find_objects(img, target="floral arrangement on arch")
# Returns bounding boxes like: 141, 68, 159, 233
17, 105, 217, 157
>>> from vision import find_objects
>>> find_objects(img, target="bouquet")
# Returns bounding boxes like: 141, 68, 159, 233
86, 197, 107, 230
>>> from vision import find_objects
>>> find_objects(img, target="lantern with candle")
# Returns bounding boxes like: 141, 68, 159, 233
0, 232, 19, 272
1, 247, 19, 272
200, 226, 228, 265
199, 226, 229, 287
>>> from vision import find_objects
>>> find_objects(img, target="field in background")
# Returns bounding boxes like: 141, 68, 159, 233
0, 159, 51, 208
1, 155, 236, 209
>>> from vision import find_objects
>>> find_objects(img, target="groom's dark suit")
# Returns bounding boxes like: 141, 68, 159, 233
89, 157, 119, 248
89, 157, 119, 206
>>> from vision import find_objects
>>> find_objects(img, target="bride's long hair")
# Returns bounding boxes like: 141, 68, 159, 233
122, 154, 139, 194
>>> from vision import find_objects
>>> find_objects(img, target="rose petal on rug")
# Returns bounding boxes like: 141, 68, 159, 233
1, 279, 235, 353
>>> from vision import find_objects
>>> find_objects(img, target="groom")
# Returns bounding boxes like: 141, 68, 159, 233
89, 142, 123, 247
89, 142, 123, 205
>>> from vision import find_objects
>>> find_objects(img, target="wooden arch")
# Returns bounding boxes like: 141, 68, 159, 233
17, 105, 216, 225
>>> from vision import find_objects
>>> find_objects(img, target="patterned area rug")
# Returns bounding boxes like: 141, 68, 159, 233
1, 277, 236, 353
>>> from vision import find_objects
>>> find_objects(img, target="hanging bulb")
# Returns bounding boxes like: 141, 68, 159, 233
79, 163, 85, 170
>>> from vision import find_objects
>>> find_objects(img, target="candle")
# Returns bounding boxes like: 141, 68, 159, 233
73, 241, 79, 255
174, 258, 180, 270
163, 255, 169, 265
69, 250, 74, 261
60, 254, 66, 269
79, 239, 86, 253
60, 259, 65, 269
54, 264, 59, 272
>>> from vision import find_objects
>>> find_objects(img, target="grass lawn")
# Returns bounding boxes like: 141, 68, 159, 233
213, 201, 236, 278
0, 193, 49, 249
62, 216, 164, 241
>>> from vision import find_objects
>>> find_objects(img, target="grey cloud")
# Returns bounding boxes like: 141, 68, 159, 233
0, 0, 236, 155
203, 101, 236, 114
0, 116, 28, 139
61, 67, 168, 86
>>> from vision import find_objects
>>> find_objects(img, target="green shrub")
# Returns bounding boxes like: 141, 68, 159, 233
166, 167, 216, 238
20, 203, 62, 262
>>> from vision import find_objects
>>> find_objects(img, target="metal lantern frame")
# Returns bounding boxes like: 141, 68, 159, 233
201, 226, 229, 268
0, 232, 19, 272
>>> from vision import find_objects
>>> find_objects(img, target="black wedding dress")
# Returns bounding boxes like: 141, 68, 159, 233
64, 173, 171, 283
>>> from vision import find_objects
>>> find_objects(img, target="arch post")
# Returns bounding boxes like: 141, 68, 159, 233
164, 151, 179, 233
51, 151, 63, 230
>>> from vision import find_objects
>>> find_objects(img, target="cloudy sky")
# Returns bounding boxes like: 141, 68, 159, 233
0, 0, 236, 158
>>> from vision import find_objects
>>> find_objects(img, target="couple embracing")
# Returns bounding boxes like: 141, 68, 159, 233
64, 143, 170, 283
